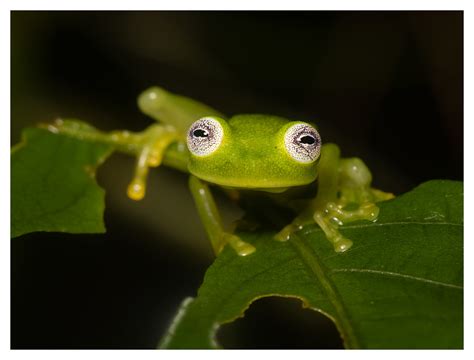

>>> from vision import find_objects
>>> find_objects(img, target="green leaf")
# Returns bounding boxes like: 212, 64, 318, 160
160, 180, 463, 349
11, 127, 113, 238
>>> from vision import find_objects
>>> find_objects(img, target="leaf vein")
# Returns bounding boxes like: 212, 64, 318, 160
331, 268, 462, 290
301, 222, 461, 239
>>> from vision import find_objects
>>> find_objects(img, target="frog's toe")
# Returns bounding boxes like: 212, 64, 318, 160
223, 233, 256, 256
274, 223, 302, 242
127, 178, 146, 200
313, 211, 353, 252
371, 188, 395, 201
333, 237, 353, 253
359, 202, 379, 221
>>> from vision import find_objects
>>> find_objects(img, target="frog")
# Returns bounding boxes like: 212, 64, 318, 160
45, 86, 394, 257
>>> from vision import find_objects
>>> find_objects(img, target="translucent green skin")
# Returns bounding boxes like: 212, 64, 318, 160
188, 115, 319, 191
48, 86, 394, 256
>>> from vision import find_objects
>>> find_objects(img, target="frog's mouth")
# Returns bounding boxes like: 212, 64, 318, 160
224, 184, 290, 193
189, 171, 315, 193
187, 151, 319, 192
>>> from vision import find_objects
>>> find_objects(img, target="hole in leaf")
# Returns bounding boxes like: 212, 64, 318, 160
217, 296, 344, 349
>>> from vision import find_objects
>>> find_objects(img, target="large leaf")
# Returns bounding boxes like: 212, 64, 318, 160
159, 180, 463, 349
11, 127, 113, 238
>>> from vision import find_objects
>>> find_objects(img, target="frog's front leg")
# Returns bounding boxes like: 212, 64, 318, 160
189, 175, 256, 256
126, 125, 179, 200
276, 143, 394, 252
43, 86, 224, 200
44, 119, 180, 200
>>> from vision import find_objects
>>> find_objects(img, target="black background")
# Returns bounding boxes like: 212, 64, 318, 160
11, 11, 463, 349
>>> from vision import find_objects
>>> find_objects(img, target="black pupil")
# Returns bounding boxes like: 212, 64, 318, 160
300, 135, 315, 145
193, 129, 208, 138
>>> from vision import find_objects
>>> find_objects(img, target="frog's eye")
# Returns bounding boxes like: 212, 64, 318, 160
284, 123, 321, 163
187, 117, 224, 156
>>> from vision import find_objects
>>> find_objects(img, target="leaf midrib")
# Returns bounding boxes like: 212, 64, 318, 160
290, 233, 361, 349
287, 218, 462, 349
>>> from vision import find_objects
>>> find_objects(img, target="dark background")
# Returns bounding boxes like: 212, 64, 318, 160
11, 11, 463, 349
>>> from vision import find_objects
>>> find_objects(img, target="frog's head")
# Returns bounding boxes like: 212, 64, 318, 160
186, 114, 321, 191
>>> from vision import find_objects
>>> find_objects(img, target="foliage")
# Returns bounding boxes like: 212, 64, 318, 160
159, 181, 463, 349
11, 127, 112, 238
11, 128, 463, 349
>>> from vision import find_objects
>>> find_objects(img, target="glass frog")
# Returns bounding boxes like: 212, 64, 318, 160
46, 86, 394, 256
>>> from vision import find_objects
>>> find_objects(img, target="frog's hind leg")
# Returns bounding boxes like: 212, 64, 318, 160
276, 144, 394, 253
312, 202, 378, 253
338, 158, 394, 205
275, 144, 344, 247
44, 119, 179, 200
314, 154, 394, 252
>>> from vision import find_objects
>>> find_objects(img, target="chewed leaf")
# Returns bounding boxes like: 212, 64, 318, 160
11, 127, 113, 238
160, 180, 463, 349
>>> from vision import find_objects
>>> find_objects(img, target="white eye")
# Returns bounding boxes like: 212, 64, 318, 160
187, 117, 224, 156
284, 123, 321, 163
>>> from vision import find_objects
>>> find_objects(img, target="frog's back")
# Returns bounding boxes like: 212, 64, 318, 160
228, 114, 290, 132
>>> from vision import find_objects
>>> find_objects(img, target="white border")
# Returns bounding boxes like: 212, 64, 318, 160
1, 0, 471, 10
3, 1, 470, 359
